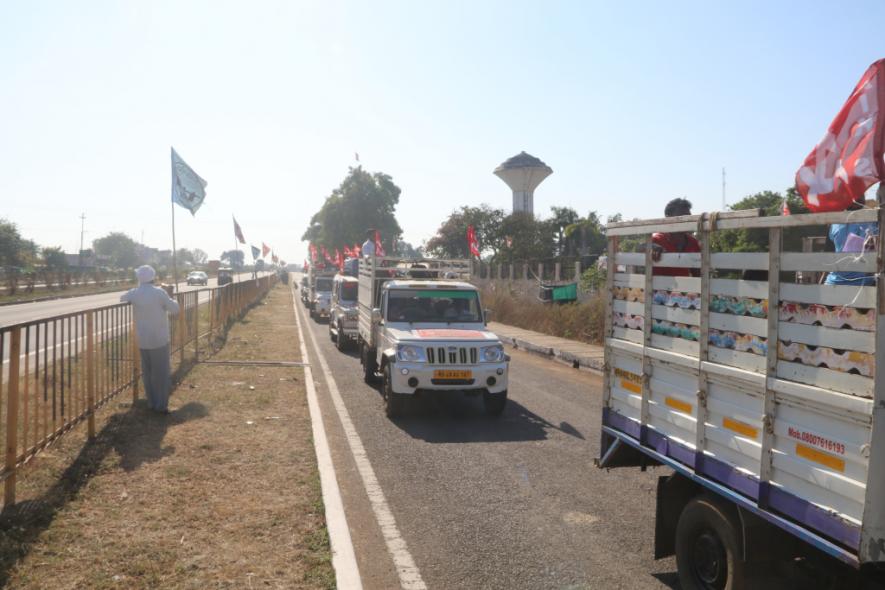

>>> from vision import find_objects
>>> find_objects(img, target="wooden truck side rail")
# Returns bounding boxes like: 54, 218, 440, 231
598, 206, 885, 567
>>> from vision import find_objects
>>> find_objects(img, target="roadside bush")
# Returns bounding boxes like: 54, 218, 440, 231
481, 284, 605, 344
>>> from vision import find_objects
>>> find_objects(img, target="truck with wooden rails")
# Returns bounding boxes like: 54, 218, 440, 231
307, 264, 336, 321
596, 207, 885, 589
357, 256, 509, 418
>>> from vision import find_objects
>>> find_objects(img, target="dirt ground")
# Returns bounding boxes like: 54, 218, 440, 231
0, 284, 334, 589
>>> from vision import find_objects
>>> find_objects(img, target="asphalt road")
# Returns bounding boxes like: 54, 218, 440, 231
294, 285, 679, 590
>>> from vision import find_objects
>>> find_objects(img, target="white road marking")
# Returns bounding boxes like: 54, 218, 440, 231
294, 294, 428, 590
291, 293, 363, 589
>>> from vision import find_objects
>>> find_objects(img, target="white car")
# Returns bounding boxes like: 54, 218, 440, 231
186, 271, 208, 286
329, 274, 359, 351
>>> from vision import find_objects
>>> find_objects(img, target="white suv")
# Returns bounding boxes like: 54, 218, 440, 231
329, 274, 359, 351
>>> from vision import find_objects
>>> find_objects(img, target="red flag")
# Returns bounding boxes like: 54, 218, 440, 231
303, 259, 309, 271
353, 243, 361, 256
467, 225, 480, 257
782, 198, 791, 216
796, 59, 885, 212
309, 243, 318, 262
343, 245, 353, 258
262, 242, 270, 257
335, 249, 344, 271
322, 246, 334, 264
374, 230, 386, 257
272, 252, 279, 263
233, 216, 246, 244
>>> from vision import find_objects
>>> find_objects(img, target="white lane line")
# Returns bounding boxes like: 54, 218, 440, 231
291, 292, 363, 590
294, 294, 427, 590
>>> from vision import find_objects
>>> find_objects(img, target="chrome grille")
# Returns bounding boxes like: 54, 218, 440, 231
426, 346, 478, 365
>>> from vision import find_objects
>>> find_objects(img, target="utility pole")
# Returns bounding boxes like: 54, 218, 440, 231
78, 213, 86, 267
721, 167, 727, 210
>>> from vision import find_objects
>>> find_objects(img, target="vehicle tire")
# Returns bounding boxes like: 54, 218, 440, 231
483, 390, 507, 416
336, 323, 347, 352
329, 322, 336, 342
384, 364, 405, 418
362, 343, 378, 384
675, 496, 745, 590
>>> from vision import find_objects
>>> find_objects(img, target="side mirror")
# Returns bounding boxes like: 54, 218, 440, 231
483, 308, 492, 324
372, 308, 382, 324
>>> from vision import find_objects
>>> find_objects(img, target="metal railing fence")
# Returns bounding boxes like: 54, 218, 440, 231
0, 274, 277, 505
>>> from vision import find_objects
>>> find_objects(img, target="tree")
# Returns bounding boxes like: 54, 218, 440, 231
563, 211, 607, 256
302, 167, 403, 254
548, 206, 581, 256
191, 248, 208, 265
395, 240, 422, 259
425, 204, 506, 259
42, 247, 68, 269
220, 250, 245, 269
0, 219, 25, 268
710, 189, 814, 252
93, 232, 139, 268
497, 212, 556, 262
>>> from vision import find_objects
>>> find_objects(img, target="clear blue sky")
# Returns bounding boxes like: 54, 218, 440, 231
2, 1, 883, 263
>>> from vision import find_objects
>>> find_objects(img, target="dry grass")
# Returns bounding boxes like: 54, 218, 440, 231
0, 285, 334, 589
481, 284, 606, 344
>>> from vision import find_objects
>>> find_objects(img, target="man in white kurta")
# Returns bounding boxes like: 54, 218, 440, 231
121, 265, 180, 413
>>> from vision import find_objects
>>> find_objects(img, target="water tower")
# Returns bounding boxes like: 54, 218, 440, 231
494, 151, 553, 215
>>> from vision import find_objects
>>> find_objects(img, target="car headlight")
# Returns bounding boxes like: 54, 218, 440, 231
396, 344, 427, 363
481, 344, 505, 363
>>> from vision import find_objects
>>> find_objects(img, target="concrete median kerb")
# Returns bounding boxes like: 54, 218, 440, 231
488, 322, 604, 373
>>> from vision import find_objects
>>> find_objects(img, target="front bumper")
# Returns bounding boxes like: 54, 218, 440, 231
314, 302, 331, 316
389, 361, 508, 395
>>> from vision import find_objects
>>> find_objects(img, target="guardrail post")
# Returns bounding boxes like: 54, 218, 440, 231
193, 292, 200, 362
86, 311, 95, 439
131, 318, 139, 402
5, 327, 22, 505
178, 294, 186, 366
574, 261, 582, 282
554, 262, 561, 282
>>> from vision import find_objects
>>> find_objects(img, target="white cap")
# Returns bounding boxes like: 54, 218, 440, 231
135, 265, 156, 284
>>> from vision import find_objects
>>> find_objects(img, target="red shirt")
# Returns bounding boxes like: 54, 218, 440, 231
651, 232, 700, 276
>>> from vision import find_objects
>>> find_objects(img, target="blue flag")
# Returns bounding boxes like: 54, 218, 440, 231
171, 147, 207, 215
251, 245, 260, 260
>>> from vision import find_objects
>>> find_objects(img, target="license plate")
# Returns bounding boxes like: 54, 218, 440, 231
433, 369, 472, 380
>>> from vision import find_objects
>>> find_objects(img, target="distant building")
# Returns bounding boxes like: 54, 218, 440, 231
493, 151, 553, 216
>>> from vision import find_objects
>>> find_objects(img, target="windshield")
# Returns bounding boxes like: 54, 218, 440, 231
387, 289, 482, 323
340, 282, 358, 302
316, 278, 333, 291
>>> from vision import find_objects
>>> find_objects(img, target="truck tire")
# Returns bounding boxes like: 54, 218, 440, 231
329, 322, 336, 342
383, 364, 405, 418
675, 495, 745, 590
483, 390, 507, 416
362, 342, 378, 384
336, 323, 347, 352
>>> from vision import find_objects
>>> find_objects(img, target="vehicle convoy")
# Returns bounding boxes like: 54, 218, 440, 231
300, 276, 310, 306
357, 256, 509, 418
329, 274, 359, 351
307, 264, 335, 321
597, 208, 885, 588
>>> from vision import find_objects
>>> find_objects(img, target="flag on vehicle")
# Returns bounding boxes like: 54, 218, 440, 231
374, 230, 386, 257
796, 59, 885, 212
336, 248, 344, 271
343, 245, 353, 258
262, 242, 270, 257
303, 259, 309, 272
322, 246, 334, 264
251, 245, 260, 259
782, 198, 791, 216
272, 252, 279, 264
233, 216, 246, 244
353, 243, 361, 256
467, 225, 480, 257
171, 147, 207, 215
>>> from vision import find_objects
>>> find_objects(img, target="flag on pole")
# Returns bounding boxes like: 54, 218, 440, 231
796, 59, 885, 212
343, 245, 353, 258
781, 198, 791, 216
322, 246, 334, 264
467, 225, 480, 257
353, 243, 361, 256
171, 148, 207, 215
272, 252, 279, 264
251, 245, 260, 259
262, 242, 270, 257
335, 248, 344, 271
309, 243, 318, 262
233, 216, 246, 244
355, 152, 360, 162
303, 259, 309, 271
374, 230, 386, 257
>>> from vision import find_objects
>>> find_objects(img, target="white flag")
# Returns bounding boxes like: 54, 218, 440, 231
171, 147, 207, 215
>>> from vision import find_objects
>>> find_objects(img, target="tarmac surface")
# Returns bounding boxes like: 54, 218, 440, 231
294, 288, 679, 590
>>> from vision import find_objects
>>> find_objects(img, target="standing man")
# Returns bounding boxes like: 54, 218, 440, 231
650, 198, 701, 277
121, 265, 180, 414
361, 228, 376, 257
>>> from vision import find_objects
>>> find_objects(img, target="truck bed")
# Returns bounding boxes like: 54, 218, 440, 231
598, 207, 885, 566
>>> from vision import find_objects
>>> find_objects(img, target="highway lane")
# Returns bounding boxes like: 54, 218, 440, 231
294, 285, 679, 590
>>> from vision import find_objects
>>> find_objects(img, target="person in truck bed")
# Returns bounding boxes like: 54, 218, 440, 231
650, 197, 701, 277
824, 197, 878, 286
